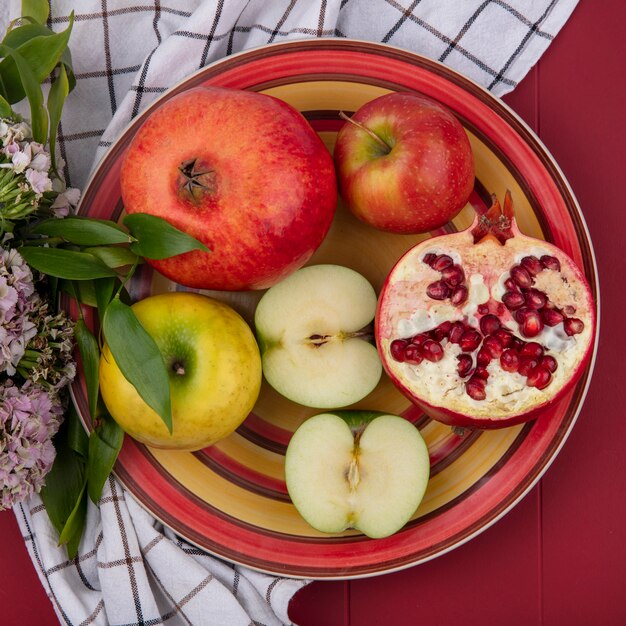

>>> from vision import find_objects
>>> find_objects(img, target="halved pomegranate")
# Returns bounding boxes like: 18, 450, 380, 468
376, 192, 595, 429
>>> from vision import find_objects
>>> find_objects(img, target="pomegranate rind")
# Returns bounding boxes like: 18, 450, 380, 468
375, 226, 595, 429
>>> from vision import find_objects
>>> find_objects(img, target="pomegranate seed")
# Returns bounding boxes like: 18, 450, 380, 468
527, 366, 552, 389
510, 336, 525, 352
539, 355, 558, 373
422, 252, 437, 266
442, 264, 465, 287
524, 288, 547, 310
540, 255, 561, 271
404, 345, 423, 365
427, 280, 451, 300
474, 366, 490, 380
479, 314, 501, 336
457, 354, 473, 377
477, 347, 492, 366
466, 377, 486, 401
504, 278, 520, 293
450, 285, 468, 305
510, 265, 533, 288
431, 321, 452, 341
520, 342, 544, 359
422, 339, 444, 362
518, 355, 539, 377
500, 349, 520, 372
542, 308, 564, 327
460, 329, 481, 352
493, 329, 513, 348
390, 339, 408, 361
413, 333, 430, 346
483, 335, 504, 358
520, 255, 543, 276
563, 305, 576, 316
477, 304, 490, 315
449, 321, 466, 344
517, 309, 544, 338
502, 291, 525, 310
564, 317, 584, 336
432, 254, 454, 271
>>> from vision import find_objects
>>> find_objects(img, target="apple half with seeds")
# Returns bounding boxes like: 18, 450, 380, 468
285, 411, 430, 538
254, 264, 382, 408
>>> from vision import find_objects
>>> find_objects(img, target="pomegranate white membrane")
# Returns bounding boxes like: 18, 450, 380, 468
376, 192, 595, 429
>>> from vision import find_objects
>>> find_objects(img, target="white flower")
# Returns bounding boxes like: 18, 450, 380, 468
11, 149, 31, 173
24, 168, 52, 195
29, 151, 51, 173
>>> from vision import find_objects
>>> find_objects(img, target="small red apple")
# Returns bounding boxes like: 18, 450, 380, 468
334, 92, 474, 234
120, 86, 337, 290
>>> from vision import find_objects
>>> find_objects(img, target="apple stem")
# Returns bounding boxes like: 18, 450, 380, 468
338, 111, 392, 153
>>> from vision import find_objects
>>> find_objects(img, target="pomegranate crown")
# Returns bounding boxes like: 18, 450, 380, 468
471, 190, 515, 245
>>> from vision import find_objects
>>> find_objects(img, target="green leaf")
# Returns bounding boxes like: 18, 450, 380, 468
47, 63, 69, 173
124, 213, 209, 260
58, 480, 87, 558
75, 319, 100, 420
21, 0, 50, 25
2, 23, 52, 49
60, 278, 98, 307
84, 245, 140, 269
0, 94, 11, 117
0, 42, 47, 142
0, 13, 73, 105
67, 403, 89, 459
40, 409, 87, 554
87, 407, 123, 504
102, 297, 172, 431
60, 48, 75, 92
94, 277, 116, 322
32, 216, 132, 246
20, 246, 118, 279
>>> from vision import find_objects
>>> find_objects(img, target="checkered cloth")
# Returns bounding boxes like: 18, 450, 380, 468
3, 0, 578, 624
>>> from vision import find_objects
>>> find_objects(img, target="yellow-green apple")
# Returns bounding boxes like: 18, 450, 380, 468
99, 292, 262, 450
120, 86, 337, 290
285, 411, 430, 538
254, 265, 382, 408
334, 92, 474, 234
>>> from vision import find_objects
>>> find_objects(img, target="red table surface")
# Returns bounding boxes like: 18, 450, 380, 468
2, 2, 625, 624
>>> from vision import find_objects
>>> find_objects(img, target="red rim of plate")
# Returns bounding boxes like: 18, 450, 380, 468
72, 39, 599, 579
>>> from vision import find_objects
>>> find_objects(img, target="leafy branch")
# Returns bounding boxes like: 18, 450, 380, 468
35, 212, 209, 556
0, 2, 75, 170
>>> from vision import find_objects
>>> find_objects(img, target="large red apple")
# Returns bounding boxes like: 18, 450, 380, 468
334, 92, 474, 234
120, 86, 337, 290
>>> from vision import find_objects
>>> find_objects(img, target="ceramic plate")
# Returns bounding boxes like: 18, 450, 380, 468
72, 40, 598, 579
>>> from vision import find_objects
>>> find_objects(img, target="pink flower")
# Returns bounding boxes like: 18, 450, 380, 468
24, 168, 52, 195
0, 380, 63, 510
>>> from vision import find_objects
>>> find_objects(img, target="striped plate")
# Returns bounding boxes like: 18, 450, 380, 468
73, 40, 599, 579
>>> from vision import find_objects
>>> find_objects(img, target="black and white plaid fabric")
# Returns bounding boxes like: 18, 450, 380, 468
17, 477, 303, 625
3, 1, 578, 624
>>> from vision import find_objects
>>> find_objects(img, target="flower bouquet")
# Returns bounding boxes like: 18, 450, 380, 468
0, 1, 207, 556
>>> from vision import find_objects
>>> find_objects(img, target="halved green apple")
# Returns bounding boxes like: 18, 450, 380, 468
254, 265, 382, 408
285, 411, 430, 539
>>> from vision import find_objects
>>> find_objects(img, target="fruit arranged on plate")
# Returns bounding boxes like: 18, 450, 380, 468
99, 292, 262, 450
255, 264, 382, 408
334, 91, 474, 234
376, 192, 595, 429
120, 86, 337, 291
285, 411, 430, 538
